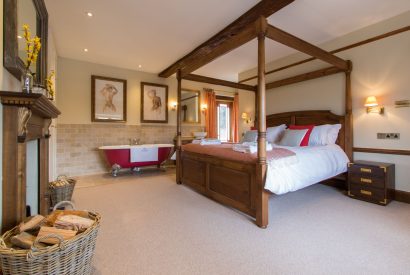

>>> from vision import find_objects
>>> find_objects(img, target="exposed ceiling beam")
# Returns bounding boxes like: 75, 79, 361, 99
180, 24, 257, 76
183, 74, 256, 91
158, 0, 295, 78
266, 25, 349, 70
266, 66, 344, 90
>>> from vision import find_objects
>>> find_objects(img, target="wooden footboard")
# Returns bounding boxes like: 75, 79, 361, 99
180, 150, 268, 224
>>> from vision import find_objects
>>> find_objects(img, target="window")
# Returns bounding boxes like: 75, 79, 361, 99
216, 98, 233, 142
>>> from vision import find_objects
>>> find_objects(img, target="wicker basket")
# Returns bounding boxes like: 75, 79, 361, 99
0, 201, 101, 275
49, 175, 76, 207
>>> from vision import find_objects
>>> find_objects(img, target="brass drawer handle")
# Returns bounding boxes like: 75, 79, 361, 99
360, 178, 372, 184
360, 168, 372, 173
360, 190, 372, 196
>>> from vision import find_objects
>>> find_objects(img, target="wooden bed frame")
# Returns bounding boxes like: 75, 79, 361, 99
160, 0, 353, 228
180, 110, 347, 226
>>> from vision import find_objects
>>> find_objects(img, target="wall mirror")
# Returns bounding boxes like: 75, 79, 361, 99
180, 89, 201, 124
3, 0, 48, 85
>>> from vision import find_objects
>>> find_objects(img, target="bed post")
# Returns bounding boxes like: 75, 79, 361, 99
255, 17, 269, 229
345, 61, 353, 161
254, 85, 259, 129
176, 69, 183, 184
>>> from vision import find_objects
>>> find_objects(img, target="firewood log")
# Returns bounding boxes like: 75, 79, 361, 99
11, 232, 36, 249
36, 226, 77, 244
46, 210, 89, 226
54, 215, 94, 231
19, 215, 45, 233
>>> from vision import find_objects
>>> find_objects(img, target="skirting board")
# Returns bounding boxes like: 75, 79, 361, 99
393, 190, 410, 204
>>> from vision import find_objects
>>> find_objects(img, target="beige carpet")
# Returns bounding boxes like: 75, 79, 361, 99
73, 170, 410, 275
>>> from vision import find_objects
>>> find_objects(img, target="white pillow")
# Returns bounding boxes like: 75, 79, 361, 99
278, 129, 308, 147
242, 130, 258, 143
308, 124, 342, 146
266, 124, 287, 144
327, 124, 342, 144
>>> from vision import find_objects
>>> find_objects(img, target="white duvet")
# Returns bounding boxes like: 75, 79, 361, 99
265, 144, 349, 195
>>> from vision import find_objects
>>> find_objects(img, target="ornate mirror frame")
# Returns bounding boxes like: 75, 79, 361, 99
3, 0, 48, 85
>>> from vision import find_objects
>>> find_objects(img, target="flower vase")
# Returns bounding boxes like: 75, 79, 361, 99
21, 71, 33, 93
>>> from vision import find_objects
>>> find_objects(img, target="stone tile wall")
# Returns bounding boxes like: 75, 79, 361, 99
56, 124, 204, 176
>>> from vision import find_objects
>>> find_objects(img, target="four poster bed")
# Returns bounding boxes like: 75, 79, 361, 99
159, 0, 353, 228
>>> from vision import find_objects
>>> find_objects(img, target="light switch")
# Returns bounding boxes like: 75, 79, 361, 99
377, 133, 400, 140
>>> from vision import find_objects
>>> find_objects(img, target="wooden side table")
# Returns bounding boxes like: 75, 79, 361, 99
348, 160, 395, 205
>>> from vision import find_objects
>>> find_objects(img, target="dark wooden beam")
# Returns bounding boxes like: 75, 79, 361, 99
158, 0, 295, 78
266, 66, 344, 90
266, 25, 349, 70
180, 24, 257, 76
183, 74, 256, 91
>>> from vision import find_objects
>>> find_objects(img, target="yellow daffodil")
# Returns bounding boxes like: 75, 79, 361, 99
45, 70, 56, 99
21, 24, 41, 70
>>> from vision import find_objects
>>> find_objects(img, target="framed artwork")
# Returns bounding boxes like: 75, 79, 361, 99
91, 75, 127, 122
141, 82, 168, 123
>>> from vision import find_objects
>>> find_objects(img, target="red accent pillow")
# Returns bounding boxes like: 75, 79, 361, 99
250, 126, 257, 130
288, 125, 315, 146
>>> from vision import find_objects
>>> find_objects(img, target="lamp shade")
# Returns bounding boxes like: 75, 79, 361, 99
364, 96, 379, 107
241, 112, 248, 119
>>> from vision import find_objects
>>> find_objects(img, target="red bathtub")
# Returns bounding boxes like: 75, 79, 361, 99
99, 144, 174, 176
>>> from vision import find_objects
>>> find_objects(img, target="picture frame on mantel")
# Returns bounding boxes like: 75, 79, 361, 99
141, 82, 168, 123
91, 75, 127, 122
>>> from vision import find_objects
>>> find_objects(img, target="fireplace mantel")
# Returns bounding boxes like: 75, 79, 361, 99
0, 91, 60, 118
0, 91, 61, 232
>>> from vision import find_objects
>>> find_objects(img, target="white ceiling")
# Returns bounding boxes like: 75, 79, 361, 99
45, 0, 410, 81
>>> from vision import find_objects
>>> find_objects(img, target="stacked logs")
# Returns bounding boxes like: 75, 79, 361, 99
9, 209, 94, 249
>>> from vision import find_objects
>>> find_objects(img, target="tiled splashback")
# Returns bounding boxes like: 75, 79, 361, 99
56, 124, 204, 176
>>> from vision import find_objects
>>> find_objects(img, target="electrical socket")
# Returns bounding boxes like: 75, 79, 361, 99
377, 133, 400, 140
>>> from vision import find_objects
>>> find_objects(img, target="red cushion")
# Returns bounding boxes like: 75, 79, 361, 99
250, 126, 257, 130
288, 125, 315, 146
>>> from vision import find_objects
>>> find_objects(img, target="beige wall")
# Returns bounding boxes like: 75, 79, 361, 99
48, 28, 59, 180
239, 11, 410, 192
57, 57, 256, 126
56, 57, 254, 175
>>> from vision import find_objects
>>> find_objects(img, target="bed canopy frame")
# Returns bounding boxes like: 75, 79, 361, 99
160, 0, 353, 228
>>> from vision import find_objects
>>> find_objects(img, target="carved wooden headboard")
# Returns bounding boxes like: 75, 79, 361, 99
266, 110, 346, 153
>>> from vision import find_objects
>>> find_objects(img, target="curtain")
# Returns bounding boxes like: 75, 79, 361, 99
205, 89, 217, 138
231, 93, 240, 142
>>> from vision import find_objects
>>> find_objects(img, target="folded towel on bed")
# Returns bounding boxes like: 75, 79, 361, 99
232, 142, 272, 154
192, 138, 222, 145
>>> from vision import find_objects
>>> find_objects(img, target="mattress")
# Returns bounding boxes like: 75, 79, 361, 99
265, 144, 349, 195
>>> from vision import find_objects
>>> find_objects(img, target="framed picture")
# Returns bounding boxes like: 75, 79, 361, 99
141, 82, 168, 123
91, 75, 127, 122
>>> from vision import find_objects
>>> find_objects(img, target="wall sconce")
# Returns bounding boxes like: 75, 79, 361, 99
241, 112, 252, 124
365, 96, 384, 114
170, 101, 177, 111
201, 103, 207, 114
395, 100, 410, 108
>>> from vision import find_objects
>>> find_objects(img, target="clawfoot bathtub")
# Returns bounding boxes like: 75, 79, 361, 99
99, 144, 174, 176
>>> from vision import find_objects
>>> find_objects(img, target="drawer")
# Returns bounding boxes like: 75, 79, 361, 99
348, 164, 385, 178
349, 174, 385, 189
349, 185, 386, 203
